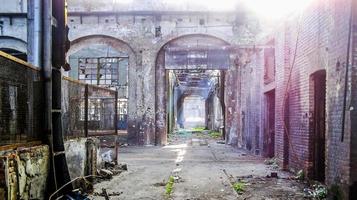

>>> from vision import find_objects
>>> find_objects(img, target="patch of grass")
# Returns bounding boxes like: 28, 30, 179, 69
209, 131, 221, 138
233, 181, 246, 194
165, 176, 175, 196
191, 127, 206, 132
304, 184, 327, 199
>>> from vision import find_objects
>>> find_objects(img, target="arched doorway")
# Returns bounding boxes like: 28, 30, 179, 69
155, 34, 230, 145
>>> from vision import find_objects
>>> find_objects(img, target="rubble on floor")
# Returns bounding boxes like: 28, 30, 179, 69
97, 162, 128, 181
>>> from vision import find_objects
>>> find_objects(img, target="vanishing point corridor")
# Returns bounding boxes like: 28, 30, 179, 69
1, 0, 357, 199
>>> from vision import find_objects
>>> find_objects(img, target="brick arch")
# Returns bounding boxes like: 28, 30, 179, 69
154, 34, 230, 145
155, 33, 231, 53
68, 34, 135, 58
0, 36, 27, 53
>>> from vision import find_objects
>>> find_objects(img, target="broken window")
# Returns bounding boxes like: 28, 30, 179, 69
77, 57, 129, 98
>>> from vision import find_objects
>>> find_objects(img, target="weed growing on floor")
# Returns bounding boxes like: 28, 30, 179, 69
304, 183, 327, 199
191, 127, 206, 132
233, 181, 246, 194
165, 176, 175, 196
209, 131, 221, 138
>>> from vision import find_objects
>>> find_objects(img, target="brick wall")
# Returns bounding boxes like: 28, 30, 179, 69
240, 0, 355, 197
324, 0, 353, 198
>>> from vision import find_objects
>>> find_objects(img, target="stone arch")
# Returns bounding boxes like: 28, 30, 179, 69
68, 34, 135, 59
154, 34, 231, 145
0, 36, 27, 53
67, 35, 137, 136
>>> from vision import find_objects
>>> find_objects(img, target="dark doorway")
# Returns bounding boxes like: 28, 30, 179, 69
311, 70, 326, 182
265, 90, 275, 158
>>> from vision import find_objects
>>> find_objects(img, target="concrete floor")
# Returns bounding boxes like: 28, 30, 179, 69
91, 133, 306, 200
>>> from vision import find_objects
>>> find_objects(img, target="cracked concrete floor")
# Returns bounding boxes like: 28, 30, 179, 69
90, 134, 306, 200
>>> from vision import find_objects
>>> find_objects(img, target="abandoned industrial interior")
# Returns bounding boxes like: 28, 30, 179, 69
0, 0, 357, 199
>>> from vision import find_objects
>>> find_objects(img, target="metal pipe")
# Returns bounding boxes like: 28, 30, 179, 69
42, 0, 56, 194
27, 0, 42, 66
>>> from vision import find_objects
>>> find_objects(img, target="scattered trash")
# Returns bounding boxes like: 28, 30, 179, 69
97, 162, 128, 180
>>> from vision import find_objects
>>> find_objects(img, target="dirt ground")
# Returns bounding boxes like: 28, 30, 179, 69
90, 133, 307, 200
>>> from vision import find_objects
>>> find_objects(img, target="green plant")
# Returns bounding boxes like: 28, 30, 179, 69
209, 131, 222, 138
165, 176, 175, 196
233, 181, 246, 194
192, 127, 206, 132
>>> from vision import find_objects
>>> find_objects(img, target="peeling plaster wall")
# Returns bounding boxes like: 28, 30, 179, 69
64, 137, 101, 180
0, 1, 259, 146
0, 145, 50, 200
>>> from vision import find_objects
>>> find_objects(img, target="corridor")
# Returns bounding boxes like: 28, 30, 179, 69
0, 0, 357, 199
92, 132, 305, 199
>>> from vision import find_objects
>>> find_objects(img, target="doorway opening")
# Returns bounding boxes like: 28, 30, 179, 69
167, 69, 224, 135
310, 70, 326, 182
264, 90, 275, 158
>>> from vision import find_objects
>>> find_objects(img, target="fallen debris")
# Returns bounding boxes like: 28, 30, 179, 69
266, 172, 278, 178
96, 162, 128, 181
93, 188, 123, 199
153, 180, 167, 187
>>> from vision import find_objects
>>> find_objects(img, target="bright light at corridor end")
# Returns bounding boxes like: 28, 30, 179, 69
243, 0, 314, 20
114, 0, 313, 20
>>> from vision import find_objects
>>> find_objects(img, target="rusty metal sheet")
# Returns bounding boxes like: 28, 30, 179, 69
165, 48, 230, 70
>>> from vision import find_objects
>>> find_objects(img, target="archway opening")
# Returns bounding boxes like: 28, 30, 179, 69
66, 35, 136, 151
155, 35, 229, 145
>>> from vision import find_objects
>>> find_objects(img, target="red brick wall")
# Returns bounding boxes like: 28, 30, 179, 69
324, 0, 353, 197
239, 0, 355, 196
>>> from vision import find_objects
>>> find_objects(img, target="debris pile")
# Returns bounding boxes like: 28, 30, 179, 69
97, 162, 128, 180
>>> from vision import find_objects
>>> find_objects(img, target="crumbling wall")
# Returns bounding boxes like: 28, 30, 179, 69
0, 145, 50, 200
64, 137, 101, 180
65, 8, 257, 145
239, 51, 263, 153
